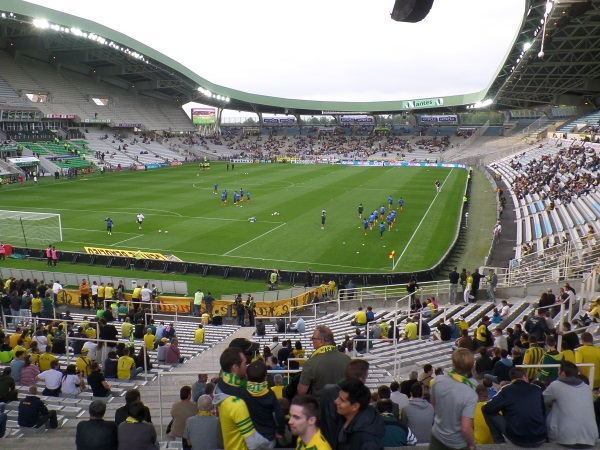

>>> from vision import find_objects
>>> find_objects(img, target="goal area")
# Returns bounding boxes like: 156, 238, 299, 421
0, 210, 62, 247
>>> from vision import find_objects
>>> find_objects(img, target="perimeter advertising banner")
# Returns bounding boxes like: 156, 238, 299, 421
402, 97, 444, 109
340, 116, 374, 124
263, 117, 297, 125
420, 115, 458, 123
192, 108, 216, 125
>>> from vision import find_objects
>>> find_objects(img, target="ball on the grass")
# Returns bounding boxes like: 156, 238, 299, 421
165, 230, 169, 234
240, 205, 243, 208
159, 230, 162, 233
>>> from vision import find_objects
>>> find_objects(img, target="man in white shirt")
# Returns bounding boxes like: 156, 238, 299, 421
140, 283, 153, 310
37, 360, 63, 396
91, 281, 99, 309
52, 280, 63, 308
136, 212, 145, 229
492, 328, 508, 352
288, 317, 306, 333
500, 300, 510, 319
82, 341, 98, 360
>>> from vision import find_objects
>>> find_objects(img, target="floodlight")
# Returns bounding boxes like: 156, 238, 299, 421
1, 13, 6, 18
523, 42, 532, 52
33, 18, 49, 29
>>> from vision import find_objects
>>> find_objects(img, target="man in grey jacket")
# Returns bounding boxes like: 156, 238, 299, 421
400, 382, 434, 443
543, 360, 598, 446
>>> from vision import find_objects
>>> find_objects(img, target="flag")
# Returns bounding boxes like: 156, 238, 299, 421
389, 250, 395, 259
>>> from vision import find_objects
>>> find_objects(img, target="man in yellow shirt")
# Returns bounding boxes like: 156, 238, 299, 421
9, 328, 22, 348
352, 307, 367, 326
289, 394, 332, 450
31, 295, 42, 318
132, 284, 142, 313
143, 328, 155, 351
121, 317, 134, 339
576, 332, 600, 389
117, 347, 142, 379
403, 318, 418, 341
194, 324, 205, 344
38, 345, 56, 371
474, 385, 494, 445
98, 282, 106, 309
76, 348, 93, 376
104, 283, 115, 301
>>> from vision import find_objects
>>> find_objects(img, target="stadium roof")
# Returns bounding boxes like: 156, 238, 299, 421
1, 0, 599, 116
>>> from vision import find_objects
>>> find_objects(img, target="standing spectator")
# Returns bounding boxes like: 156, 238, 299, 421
471, 268, 483, 300
76, 400, 118, 450
213, 347, 270, 449
334, 378, 385, 449
203, 291, 214, 316
576, 332, 600, 389
288, 395, 331, 450
18, 386, 58, 429
192, 289, 204, 317
297, 325, 351, 401
400, 382, 434, 444
430, 348, 477, 450
183, 395, 219, 450
448, 267, 460, 305
117, 400, 157, 450
543, 361, 598, 446
376, 398, 417, 447
487, 269, 498, 302
169, 385, 199, 448
91, 281, 99, 310
464, 271, 473, 303
482, 367, 547, 446
80, 279, 90, 310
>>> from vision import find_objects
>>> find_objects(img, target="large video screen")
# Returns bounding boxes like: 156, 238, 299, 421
192, 108, 216, 125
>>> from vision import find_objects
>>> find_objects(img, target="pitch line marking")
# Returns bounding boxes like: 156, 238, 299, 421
110, 235, 143, 247
393, 169, 453, 270
222, 223, 287, 256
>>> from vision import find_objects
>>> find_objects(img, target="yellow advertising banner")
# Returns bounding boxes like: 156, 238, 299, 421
83, 247, 181, 261
61, 288, 317, 318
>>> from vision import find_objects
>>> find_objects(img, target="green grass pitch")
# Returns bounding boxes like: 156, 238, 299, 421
2, 162, 467, 273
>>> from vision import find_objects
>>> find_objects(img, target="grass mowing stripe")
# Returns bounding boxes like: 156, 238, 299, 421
223, 223, 287, 255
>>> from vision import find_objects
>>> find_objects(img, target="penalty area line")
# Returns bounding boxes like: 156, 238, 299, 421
223, 223, 286, 256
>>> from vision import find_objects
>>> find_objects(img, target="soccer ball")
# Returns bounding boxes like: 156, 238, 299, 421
159, 230, 162, 233
165, 230, 169, 234
240, 206, 243, 208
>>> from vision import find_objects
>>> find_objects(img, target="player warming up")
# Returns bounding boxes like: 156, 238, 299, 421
321, 209, 326, 230
105, 217, 113, 235
435, 180, 441, 193
379, 221, 386, 240
358, 203, 363, 219
136, 212, 144, 230
397, 197, 404, 212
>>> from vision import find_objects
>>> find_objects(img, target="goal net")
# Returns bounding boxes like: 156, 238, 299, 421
0, 210, 62, 247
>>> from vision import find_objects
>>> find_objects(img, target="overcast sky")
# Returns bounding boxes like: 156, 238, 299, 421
27, 0, 524, 115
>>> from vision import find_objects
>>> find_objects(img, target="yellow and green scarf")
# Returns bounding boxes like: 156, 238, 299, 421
445, 370, 477, 389
309, 344, 337, 358
221, 371, 247, 388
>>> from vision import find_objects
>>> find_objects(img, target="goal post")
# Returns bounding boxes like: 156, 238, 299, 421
0, 210, 62, 247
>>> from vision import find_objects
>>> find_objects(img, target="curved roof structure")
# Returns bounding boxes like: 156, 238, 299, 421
1, 0, 598, 116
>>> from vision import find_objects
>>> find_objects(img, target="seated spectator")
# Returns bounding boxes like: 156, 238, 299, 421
114, 388, 152, 427
169, 385, 199, 447
87, 362, 111, 402
255, 319, 266, 336
287, 317, 305, 333
18, 386, 58, 429
351, 306, 367, 326
0, 402, 6, 438
20, 355, 40, 387
103, 351, 118, 379
417, 364, 434, 387
191, 374, 208, 403
10, 351, 26, 383
485, 349, 513, 384
0, 367, 17, 403
165, 339, 185, 364
61, 364, 86, 397
75, 400, 118, 450
474, 348, 493, 380
117, 347, 143, 380
376, 398, 417, 446
474, 384, 494, 445
482, 367, 547, 446
365, 306, 375, 322
117, 400, 157, 449
543, 360, 598, 446
183, 395, 219, 450
400, 382, 434, 444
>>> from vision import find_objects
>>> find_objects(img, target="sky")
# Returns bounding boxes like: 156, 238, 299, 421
26, 0, 525, 116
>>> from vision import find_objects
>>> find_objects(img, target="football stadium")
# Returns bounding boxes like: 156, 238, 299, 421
1, 0, 600, 448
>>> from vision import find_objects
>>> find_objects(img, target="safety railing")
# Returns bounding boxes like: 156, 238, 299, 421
518, 363, 594, 390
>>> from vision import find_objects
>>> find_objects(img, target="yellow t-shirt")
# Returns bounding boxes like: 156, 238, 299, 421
85, 327, 97, 339
9, 333, 21, 349
380, 322, 389, 337
121, 322, 134, 338
132, 287, 142, 300
474, 401, 494, 445
13, 345, 26, 355
144, 333, 155, 351
476, 324, 488, 343
117, 356, 136, 379
354, 310, 367, 325
576, 344, 600, 388
194, 328, 205, 344
31, 297, 42, 314
296, 429, 332, 450
405, 322, 418, 340
76, 356, 92, 376
218, 395, 257, 450
39, 352, 56, 371
105, 286, 114, 300
98, 285, 105, 299
271, 385, 284, 399
562, 349, 576, 363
